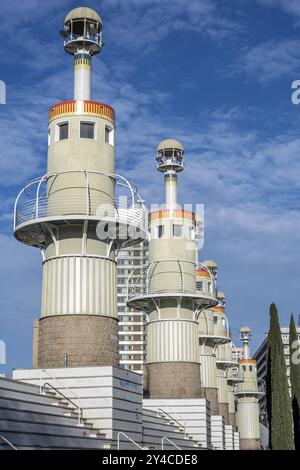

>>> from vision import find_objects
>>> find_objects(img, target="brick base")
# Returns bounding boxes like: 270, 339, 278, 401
203, 387, 219, 415
36, 315, 119, 368
219, 402, 230, 425
240, 438, 261, 450
147, 362, 201, 399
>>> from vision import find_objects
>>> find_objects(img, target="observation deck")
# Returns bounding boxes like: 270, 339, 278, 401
127, 261, 218, 313
14, 171, 146, 249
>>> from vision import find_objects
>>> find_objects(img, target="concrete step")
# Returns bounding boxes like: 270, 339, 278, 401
0, 431, 104, 449
0, 406, 80, 427
0, 419, 101, 440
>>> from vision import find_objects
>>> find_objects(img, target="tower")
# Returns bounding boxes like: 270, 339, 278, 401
14, 7, 145, 369
235, 327, 262, 450
128, 140, 217, 398
197, 260, 224, 415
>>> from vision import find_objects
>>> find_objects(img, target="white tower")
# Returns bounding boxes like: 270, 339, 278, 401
235, 327, 262, 450
14, 7, 145, 368
128, 140, 217, 398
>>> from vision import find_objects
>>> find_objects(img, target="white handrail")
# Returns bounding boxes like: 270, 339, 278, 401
39, 369, 82, 425
14, 170, 145, 230
162, 436, 181, 450
0, 435, 18, 450
117, 432, 144, 450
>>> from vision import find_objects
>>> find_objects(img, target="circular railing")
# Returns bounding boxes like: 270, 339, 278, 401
127, 261, 217, 300
14, 171, 146, 233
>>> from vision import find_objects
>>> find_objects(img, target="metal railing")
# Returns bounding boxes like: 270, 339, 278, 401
161, 436, 181, 450
158, 408, 186, 435
42, 382, 82, 425
117, 432, 144, 450
39, 369, 82, 425
127, 261, 216, 299
14, 171, 145, 231
0, 435, 18, 450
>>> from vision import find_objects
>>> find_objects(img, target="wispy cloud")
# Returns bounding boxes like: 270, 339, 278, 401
235, 39, 300, 83
257, 0, 300, 17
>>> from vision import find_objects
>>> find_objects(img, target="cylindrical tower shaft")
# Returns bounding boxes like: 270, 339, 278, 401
165, 173, 178, 208
14, 8, 145, 370
74, 53, 91, 100
236, 328, 261, 450
147, 198, 200, 396
128, 139, 216, 399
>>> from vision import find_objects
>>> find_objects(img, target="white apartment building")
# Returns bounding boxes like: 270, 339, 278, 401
117, 241, 148, 374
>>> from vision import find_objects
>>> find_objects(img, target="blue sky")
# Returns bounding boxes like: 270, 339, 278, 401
1, 0, 300, 375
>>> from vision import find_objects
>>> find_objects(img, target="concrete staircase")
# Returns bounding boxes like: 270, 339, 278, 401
0, 377, 111, 450
141, 409, 203, 450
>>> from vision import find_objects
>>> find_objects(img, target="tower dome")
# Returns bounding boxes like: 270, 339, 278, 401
157, 139, 184, 152
64, 7, 102, 24
61, 7, 103, 56
156, 139, 184, 173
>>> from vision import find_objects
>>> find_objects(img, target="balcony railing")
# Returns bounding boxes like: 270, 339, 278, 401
127, 261, 217, 300
14, 171, 146, 246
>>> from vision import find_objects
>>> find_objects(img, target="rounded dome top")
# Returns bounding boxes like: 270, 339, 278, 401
157, 139, 183, 152
240, 326, 251, 333
65, 7, 102, 24
202, 259, 218, 269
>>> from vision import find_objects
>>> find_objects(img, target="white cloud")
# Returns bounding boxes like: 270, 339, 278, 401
257, 0, 300, 17
237, 39, 300, 83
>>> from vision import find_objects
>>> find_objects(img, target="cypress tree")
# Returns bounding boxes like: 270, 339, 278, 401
289, 314, 300, 450
266, 303, 294, 449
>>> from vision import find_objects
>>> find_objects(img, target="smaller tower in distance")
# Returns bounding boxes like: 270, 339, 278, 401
235, 326, 262, 450
240, 326, 252, 359
156, 139, 184, 209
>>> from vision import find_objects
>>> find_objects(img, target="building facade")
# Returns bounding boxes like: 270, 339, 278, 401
117, 241, 148, 374
254, 324, 300, 425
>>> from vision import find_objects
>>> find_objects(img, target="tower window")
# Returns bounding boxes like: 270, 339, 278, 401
173, 224, 182, 238
80, 121, 95, 139
105, 125, 114, 146
57, 122, 69, 141
157, 225, 164, 239
196, 281, 203, 291
48, 128, 51, 146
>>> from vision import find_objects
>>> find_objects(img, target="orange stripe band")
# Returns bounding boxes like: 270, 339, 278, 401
49, 100, 115, 123
240, 359, 256, 364
149, 209, 196, 222
196, 269, 210, 278
212, 306, 225, 313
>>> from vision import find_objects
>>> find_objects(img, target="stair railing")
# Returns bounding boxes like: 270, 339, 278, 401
157, 408, 186, 436
117, 432, 144, 450
42, 382, 82, 426
39, 369, 82, 425
0, 435, 18, 450
161, 436, 181, 450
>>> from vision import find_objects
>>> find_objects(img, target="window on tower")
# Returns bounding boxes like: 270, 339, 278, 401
105, 125, 114, 146
157, 224, 164, 239
80, 121, 95, 139
57, 122, 69, 141
173, 224, 182, 238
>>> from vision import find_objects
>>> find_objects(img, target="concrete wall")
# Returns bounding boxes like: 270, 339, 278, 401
13, 366, 143, 443
143, 398, 211, 449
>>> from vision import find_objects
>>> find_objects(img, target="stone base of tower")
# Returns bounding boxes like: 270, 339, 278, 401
203, 387, 219, 415
147, 362, 201, 399
229, 412, 236, 429
239, 438, 261, 450
34, 314, 119, 368
219, 402, 230, 425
